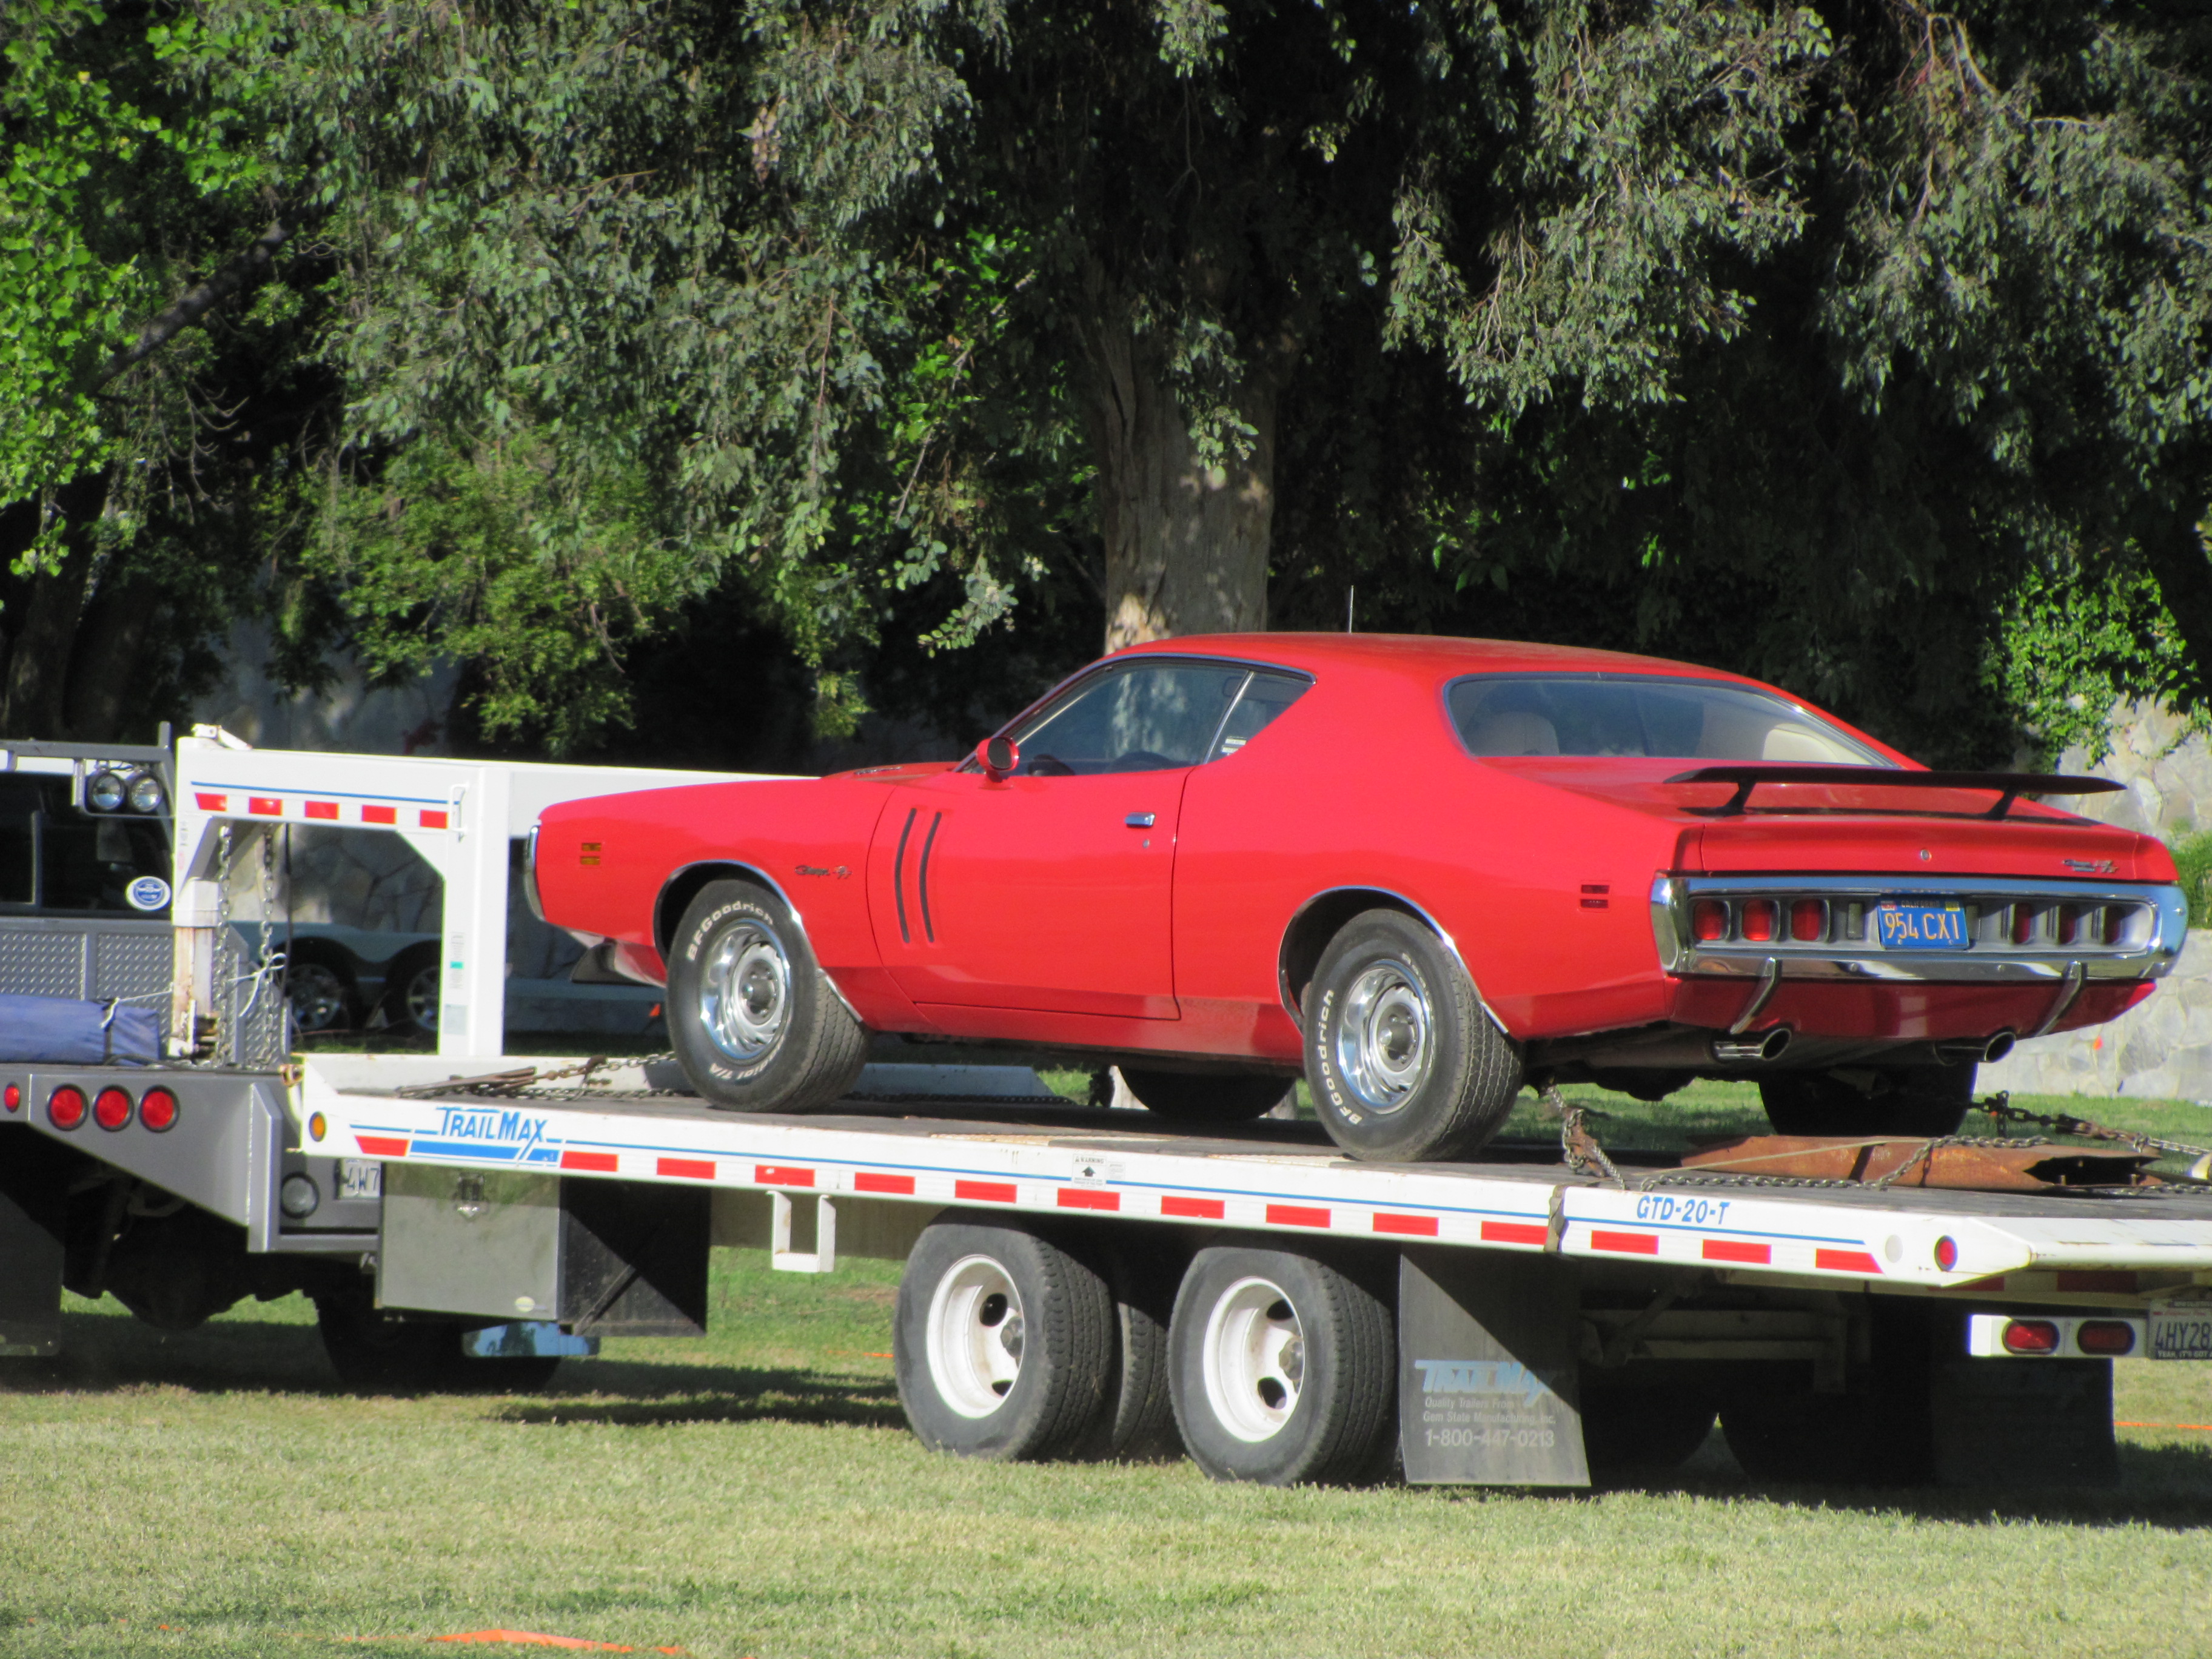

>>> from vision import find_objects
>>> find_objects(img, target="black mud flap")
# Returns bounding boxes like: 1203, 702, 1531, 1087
1398, 1248, 1589, 1486
1932, 1353, 2117, 1488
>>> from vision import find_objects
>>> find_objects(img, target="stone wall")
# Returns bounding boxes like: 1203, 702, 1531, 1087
1978, 700, 2212, 1102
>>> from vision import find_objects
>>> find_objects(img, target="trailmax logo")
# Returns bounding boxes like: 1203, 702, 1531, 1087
435, 1105, 549, 1152
1413, 1358, 1558, 1406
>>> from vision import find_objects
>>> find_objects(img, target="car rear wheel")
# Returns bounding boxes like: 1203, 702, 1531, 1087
668, 878, 869, 1111
1168, 1242, 1395, 1485
1304, 909, 1521, 1162
1118, 1068, 1291, 1123
1759, 1065, 1976, 1138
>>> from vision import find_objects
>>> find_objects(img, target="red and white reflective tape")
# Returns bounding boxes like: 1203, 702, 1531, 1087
191, 790, 450, 830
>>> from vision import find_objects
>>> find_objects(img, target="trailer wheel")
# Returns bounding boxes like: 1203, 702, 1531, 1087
894, 1216, 1113, 1460
315, 1296, 559, 1393
1580, 1387, 1718, 1482
1304, 909, 1521, 1162
1760, 1064, 1975, 1138
1118, 1068, 1291, 1124
668, 878, 868, 1112
1168, 1242, 1394, 1485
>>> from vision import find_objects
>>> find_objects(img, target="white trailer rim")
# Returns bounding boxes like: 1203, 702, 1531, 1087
1201, 1275, 1306, 1442
925, 1254, 1026, 1418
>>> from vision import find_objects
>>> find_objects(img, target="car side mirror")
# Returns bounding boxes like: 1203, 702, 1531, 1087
978, 734, 1019, 780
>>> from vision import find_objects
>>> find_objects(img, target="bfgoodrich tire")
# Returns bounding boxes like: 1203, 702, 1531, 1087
1760, 1064, 1976, 1138
894, 1216, 1114, 1461
1304, 908, 1521, 1162
667, 879, 868, 1112
1168, 1242, 1395, 1486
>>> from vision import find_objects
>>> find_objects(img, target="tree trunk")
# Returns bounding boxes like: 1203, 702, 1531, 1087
65, 581, 164, 742
1, 543, 95, 740
1076, 289, 1278, 651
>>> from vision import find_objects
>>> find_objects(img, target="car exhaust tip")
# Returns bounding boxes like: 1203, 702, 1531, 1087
1936, 1030, 2016, 1067
1710, 1027, 1792, 1065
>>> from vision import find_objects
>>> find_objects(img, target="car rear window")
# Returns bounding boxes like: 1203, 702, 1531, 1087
1447, 674, 1882, 764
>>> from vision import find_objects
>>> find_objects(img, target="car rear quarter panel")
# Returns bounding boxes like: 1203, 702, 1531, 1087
535, 778, 902, 1010
1173, 664, 1689, 1047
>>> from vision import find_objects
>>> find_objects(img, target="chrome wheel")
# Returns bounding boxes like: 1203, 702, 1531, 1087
1330, 959, 1433, 1116
401, 962, 440, 1033
289, 963, 352, 1033
1200, 1276, 1305, 1443
924, 1254, 1025, 1418
699, 919, 792, 1062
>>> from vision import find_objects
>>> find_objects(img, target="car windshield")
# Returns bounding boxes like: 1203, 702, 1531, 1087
1448, 674, 1883, 764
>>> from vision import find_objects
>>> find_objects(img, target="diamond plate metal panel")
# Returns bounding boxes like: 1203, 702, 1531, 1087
92, 930, 173, 1001
0, 930, 89, 998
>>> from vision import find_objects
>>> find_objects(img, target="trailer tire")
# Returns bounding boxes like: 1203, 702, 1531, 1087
895, 1216, 1114, 1461
1071, 1236, 1181, 1461
315, 1297, 559, 1393
668, 879, 868, 1113
1168, 1242, 1394, 1486
1118, 1068, 1291, 1124
1760, 1064, 1976, 1138
1304, 910, 1520, 1162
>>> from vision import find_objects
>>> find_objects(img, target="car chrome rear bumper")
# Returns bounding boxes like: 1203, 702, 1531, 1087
1649, 873, 2188, 986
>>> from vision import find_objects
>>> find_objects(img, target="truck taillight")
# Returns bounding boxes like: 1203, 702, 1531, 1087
2076, 1319, 2136, 1355
2002, 1319, 2060, 1354
93, 1087, 132, 1130
2, 1082, 16, 1113
47, 1086, 86, 1130
139, 1088, 178, 1132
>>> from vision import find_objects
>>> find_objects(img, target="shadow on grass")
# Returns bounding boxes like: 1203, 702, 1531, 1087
495, 1367, 906, 1430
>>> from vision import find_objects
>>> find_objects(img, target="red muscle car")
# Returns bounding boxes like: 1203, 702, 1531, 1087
528, 635, 2186, 1162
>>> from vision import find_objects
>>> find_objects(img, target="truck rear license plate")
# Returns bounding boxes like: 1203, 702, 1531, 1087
2150, 1309, 2212, 1361
1876, 902, 1968, 950
339, 1159, 383, 1201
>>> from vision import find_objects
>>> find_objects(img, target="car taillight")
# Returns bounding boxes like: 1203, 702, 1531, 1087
2101, 905, 2128, 946
2011, 905, 2038, 945
93, 1087, 132, 1130
47, 1086, 86, 1130
1740, 899, 1778, 943
1789, 899, 1826, 942
2002, 1319, 2061, 1355
2076, 1320, 2136, 1356
138, 1088, 178, 1132
2058, 903, 2096, 946
1691, 899, 1729, 942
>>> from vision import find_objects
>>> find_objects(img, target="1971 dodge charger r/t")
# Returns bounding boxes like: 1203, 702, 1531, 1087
528, 634, 2186, 1162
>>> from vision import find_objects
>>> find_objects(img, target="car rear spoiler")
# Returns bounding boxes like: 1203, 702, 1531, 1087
1662, 765, 2125, 820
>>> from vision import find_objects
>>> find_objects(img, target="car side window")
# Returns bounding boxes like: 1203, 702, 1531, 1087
1011, 663, 1253, 775
1210, 671, 1309, 760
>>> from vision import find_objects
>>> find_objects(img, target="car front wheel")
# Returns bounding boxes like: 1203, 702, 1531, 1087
1304, 908, 1521, 1162
667, 878, 868, 1111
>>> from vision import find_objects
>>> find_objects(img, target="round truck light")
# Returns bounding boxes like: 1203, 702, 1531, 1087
2002, 1319, 2061, 1355
138, 1087, 178, 1132
2076, 1320, 2136, 1356
93, 1087, 132, 1130
279, 1174, 321, 1218
306, 1111, 326, 1142
85, 771, 126, 812
1933, 1236, 1959, 1272
47, 1086, 86, 1130
2, 1082, 17, 1113
126, 773, 166, 814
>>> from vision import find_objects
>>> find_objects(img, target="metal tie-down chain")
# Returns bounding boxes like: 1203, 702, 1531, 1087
1540, 1078, 1623, 1188
392, 1050, 681, 1100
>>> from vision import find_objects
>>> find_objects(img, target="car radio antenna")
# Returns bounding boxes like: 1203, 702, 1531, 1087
1346, 585, 1355, 632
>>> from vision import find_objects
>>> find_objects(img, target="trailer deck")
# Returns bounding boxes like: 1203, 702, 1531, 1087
300, 1054, 2212, 1310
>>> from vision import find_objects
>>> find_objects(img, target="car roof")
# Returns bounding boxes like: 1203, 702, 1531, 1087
1113, 632, 1771, 687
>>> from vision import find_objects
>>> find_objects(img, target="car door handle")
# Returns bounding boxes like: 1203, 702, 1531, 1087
1124, 812, 1155, 828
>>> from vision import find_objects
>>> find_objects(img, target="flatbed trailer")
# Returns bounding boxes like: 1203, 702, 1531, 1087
289, 1050, 2212, 1488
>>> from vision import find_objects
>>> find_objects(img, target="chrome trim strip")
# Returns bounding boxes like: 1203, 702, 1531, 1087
1279, 886, 1509, 1036
2028, 960, 2088, 1038
1729, 957, 1782, 1034
1654, 874, 2187, 984
521, 822, 545, 923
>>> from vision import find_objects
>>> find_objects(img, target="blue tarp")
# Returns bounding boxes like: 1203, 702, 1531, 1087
0, 994, 161, 1066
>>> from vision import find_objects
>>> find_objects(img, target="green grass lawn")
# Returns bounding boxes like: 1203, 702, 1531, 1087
13, 1079, 2212, 1657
